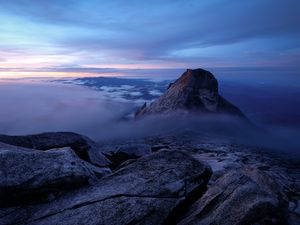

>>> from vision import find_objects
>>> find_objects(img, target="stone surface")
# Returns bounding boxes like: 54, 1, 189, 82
141, 134, 299, 225
0, 145, 109, 208
1, 150, 212, 225
0, 131, 298, 225
0, 132, 110, 167
135, 68, 247, 119
178, 167, 288, 225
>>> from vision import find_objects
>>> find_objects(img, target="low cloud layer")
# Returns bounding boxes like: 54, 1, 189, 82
0, 81, 134, 137
0, 80, 299, 157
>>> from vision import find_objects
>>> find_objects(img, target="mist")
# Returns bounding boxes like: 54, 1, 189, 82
99, 114, 300, 156
0, 80, 134, 138
0, 79, 299, 157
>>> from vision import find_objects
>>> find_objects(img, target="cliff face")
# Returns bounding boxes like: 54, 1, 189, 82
135, 68, 246, 119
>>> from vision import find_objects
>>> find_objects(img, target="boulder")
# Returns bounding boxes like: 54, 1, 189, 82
135, 68, 247, 119
0, 145, 109, 207
0, 132, 110, 167
2, 150, 212, 225
178, 167, 288, 225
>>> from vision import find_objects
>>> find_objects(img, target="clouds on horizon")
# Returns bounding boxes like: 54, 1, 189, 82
0, 0, 300, 75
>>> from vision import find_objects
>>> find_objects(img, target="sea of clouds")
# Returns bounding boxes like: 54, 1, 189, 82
0, 79, 299, 156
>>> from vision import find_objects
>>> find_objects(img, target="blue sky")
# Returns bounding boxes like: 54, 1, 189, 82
0, 0, 299, 77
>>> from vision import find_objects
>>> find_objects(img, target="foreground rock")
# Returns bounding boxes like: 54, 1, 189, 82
135, 68, 247, 119
178, 167, 288, 225
1, 150, 212, 225
98, 134, 297, 224
139, 134, 299, 224
0, 131, 297, 225
0, 144, 109, 208
0, 132, 110, 167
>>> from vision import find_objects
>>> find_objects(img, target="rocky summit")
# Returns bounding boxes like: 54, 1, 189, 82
135, 68, 247, 119
0, 132, 299, 225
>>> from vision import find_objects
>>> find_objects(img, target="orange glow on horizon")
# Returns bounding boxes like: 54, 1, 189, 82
0, 71, 123, 79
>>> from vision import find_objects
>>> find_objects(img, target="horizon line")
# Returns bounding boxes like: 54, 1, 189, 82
0, 66, 299, 79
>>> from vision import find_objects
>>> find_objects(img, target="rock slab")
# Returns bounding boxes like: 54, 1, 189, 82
0, 146, 107, 208
0, 132, 110, 167
1, 150, 212, 225
178, 167, 288, 225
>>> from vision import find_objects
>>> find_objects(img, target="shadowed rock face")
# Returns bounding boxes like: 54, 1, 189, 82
135, 68, 247, 119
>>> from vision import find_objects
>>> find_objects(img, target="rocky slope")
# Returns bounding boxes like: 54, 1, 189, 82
101, 133, 300, 225
0, 132, 299, 225
135, 68, 247, 119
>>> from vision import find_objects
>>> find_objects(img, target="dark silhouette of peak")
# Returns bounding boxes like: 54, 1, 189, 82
135, 68, 247, 119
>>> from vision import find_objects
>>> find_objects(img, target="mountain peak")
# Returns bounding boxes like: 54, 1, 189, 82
169, 68, 218, 91
135, 68, 247, 119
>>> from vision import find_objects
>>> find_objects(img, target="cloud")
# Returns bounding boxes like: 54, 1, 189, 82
0, 79, 299, 156
0, 0, 300, 70
0, 80, 134, 137
53, 0, 300, 60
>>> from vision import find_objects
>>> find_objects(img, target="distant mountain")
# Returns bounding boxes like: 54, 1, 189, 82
135, 68, 247, 119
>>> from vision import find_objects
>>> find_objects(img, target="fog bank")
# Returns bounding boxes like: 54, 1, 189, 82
0, 80, 134, 138
0, 80, 299, 156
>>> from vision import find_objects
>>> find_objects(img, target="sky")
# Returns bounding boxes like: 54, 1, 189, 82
0, 0, 300, 78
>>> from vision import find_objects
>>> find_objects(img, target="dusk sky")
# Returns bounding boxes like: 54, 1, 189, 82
0, 0, 300, 78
